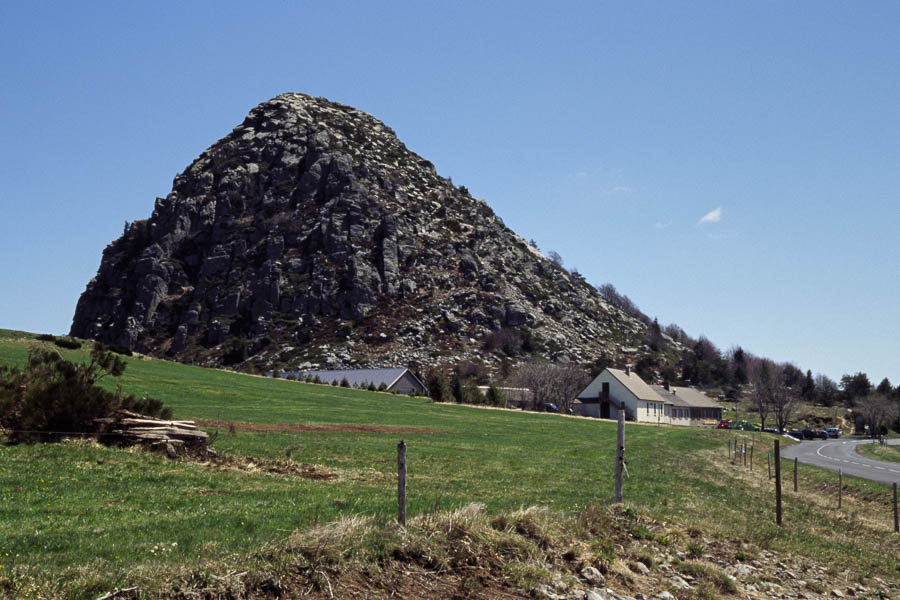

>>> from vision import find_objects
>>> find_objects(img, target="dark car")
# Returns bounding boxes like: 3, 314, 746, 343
762, 427, 779, 434
542, 403, 560, 413
825, 427, 842, 438
815, 429, 828, 440
800, 428, 818, 440
788, 429, 804, 439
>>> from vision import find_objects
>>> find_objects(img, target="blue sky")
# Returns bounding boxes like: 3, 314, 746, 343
1, 2, 897, 385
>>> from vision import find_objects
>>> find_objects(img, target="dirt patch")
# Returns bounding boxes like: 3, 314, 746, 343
194, 489, 233, 495
196, 420, 447, 435
192, 452, 340, 481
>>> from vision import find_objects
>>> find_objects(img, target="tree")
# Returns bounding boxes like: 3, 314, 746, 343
485, 384, 505, 407
729, 346, 749, 385
800, 370, 816, 402
814, 373, 839, 407
749, 360, 774, 430
548, 250, 564, 267
510, 361, 590, 413
770, 373, 801, 434
876, 377, 893, 396
0, 345, 169, 443
426, 371, 453, 403
855, 393, 897, 437
840, 372, 872, 407
646, 318, 664, 352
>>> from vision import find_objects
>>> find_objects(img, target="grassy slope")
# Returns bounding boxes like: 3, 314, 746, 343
1, 332, 898, 597
857, 442, 900, 464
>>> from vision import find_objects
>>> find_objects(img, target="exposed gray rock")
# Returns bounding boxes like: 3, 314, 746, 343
70, 93, 659, 369
580, 566, 605, 586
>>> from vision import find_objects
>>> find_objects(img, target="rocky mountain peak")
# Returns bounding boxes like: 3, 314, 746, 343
71, 93, 656, 371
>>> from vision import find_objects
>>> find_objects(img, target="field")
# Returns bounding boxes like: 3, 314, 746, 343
1, 331, 899, 598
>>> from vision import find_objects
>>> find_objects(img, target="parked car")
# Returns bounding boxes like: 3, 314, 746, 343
800, 428, 825, 440
815, 429, 828, 439
762, 427, 780, 434
716, 419, 733, 429
732, 420, 760, 432
788, 429, 804, 439
825, 427, 842, 438
542, 403, 560, 413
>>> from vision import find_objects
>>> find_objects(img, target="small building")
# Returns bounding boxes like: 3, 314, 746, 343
573, 368, 666, 423
271, 368, 427, 395
652, 384, 723, 426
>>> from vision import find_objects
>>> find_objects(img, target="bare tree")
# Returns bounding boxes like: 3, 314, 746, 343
856, 394, 897, 437
749, 359, 774, 430
548, 250, 564, 267
509, 361, 590, 412
770, 364, 801, 433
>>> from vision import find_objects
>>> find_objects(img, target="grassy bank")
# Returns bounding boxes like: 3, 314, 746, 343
1, 331, 898, 598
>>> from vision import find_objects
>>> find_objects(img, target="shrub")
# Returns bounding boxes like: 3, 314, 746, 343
378, 382, 388, 392
105, 344, 134, 357
367, 382, 376, 391
53, 337, 82, 350
0, 345, 170, 443
486, 384, 505, 407
340, 378, 350, 388
36, 334, 57, 342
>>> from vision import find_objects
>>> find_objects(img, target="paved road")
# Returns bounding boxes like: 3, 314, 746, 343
781, 438, 900, 485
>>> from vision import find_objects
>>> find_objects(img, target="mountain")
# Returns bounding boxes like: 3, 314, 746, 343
71, 93, 660, 372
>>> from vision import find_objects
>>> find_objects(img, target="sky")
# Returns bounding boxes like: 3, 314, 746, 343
1, 2, 898, 385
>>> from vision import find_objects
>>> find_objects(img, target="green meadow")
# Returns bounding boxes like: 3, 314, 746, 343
0, 331, 897, 598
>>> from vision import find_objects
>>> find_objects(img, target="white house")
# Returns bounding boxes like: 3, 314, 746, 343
652, 384, 723, 426
573, 368, 666, 423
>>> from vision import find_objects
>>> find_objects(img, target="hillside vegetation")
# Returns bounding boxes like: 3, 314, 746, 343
0, 331, 898, 599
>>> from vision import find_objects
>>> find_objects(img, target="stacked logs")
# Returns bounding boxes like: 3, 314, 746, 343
95, 410, 209, 456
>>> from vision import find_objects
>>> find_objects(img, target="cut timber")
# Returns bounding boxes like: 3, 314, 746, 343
95, 410, 208, 453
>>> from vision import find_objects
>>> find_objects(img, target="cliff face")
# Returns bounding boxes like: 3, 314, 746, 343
71, 93, 653, 370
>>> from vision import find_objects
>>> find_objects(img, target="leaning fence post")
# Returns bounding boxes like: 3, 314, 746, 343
793, 457, 798, 492
615, 405, 625, 503
750, 446, 754, 471
894, 482, 898, 533
728, 439, 732, 459
397, 440, 407, 526
775, 440, 782, 525
743, 443, 747, 467
838, 469, 842, 509
767, 451, 772, 479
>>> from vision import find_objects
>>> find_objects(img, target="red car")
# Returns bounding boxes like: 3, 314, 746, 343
716, 419, 733, 429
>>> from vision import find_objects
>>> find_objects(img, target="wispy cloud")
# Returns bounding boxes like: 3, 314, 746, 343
698, 207, 722, 225
611, 186, 632, 194
654, 220, 672, 229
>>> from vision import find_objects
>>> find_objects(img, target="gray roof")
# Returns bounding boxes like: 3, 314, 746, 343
606, 368, 665, 402
272, 368, 423, 390
652, 385, 722, 409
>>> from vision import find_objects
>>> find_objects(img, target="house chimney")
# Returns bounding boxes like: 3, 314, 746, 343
625, 366, 630, 376
664, 381, 670, 391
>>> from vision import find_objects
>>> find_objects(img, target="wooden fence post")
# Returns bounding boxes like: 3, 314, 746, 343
775, 440, 782, 525
743, 443, 747, 467
615, 406, 625, 503
397, 440, 407, 526
728, 439, 732, 459
894, 482, 898, 533
838, 469, 842, 509
767, 451, 772, 479
750, 446, 754, 471
793, 457, 798, 492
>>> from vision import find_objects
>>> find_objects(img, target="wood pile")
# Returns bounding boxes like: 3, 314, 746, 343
95, 410, 209, 455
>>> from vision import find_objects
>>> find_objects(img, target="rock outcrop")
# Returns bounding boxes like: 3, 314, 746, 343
71, 93, 661, 370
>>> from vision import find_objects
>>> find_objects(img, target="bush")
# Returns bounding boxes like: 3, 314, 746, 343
53, 337, 82, 350
340, 378, 350, 388
36, 334, 57, 342
0, 346, 170, 443
105, 344, 134, 357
